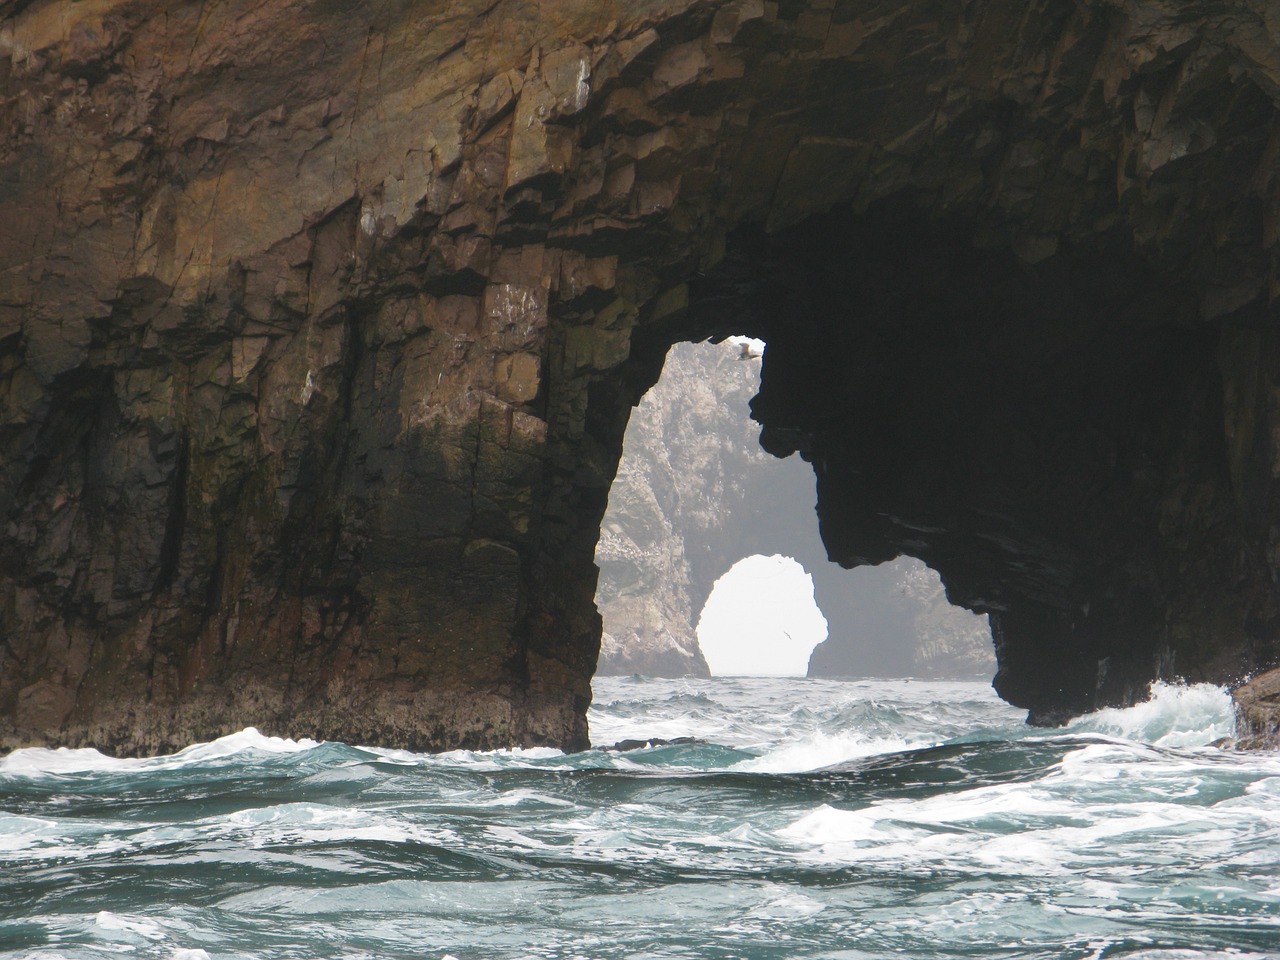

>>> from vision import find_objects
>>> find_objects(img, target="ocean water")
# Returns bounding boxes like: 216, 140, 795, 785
2, 676, 1278, 960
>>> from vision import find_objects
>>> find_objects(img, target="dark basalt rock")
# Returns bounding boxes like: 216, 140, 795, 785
2, 0, 1279, 752
734, 210, 1278, 724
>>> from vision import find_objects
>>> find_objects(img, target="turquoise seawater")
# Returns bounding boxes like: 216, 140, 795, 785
2, 677, 1278, 960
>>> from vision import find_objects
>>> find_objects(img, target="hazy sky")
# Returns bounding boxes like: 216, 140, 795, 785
697, 554, 829, 675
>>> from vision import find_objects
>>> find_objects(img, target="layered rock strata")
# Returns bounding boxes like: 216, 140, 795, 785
2, 0, 1279, 750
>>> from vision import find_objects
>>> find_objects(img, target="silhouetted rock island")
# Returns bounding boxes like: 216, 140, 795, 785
3, 0, 1279, 753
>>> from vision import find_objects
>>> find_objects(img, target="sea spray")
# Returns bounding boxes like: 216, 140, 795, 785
1063, 680, 1237, 748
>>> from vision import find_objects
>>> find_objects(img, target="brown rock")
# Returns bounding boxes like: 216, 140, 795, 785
0, 0, 1278, 755
1232, 669, 1280, 749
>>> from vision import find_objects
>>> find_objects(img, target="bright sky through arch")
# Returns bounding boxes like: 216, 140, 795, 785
697, 554, 829, 676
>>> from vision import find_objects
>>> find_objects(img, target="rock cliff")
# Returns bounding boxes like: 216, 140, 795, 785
3, 0, 1279, 751
1232, 667, 1280, 749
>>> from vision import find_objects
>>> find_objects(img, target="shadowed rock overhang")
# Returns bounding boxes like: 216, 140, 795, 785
2, 0, 1279, 752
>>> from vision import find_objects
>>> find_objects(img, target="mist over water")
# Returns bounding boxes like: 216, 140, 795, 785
3, 677, 1278, 960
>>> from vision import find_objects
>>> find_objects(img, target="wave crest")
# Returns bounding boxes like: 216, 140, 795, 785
1064, 681, 1234, 748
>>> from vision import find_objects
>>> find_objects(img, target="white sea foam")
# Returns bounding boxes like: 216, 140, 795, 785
0, 727, 319, 777
93, 911, 166, 940
0, 813, 64, 854
732, 731, 920, 772
172, 726, 321, 760
4, 677, 1278, 960
212, 802, 455, 849
589, 710, 738, 747
362, 744, 567, 769
742, 891, 826, 920
0, 745, 137, 776
1064, 681, 1236, 747
778, 784, 1217, 875
588, 676, 1025, 767
774, 680, 1278, 876
475, 788, 576, 808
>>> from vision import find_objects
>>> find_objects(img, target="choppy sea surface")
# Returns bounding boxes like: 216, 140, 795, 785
2, 676, 1278, 960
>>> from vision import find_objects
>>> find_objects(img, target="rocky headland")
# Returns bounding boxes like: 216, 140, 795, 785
3, 0, 1279, 751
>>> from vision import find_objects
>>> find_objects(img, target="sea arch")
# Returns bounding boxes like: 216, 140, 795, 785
592, 337, 991, 682
1, 0, 1277, 752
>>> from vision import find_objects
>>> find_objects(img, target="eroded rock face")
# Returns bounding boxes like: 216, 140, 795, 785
595, 341, 763, 678
596, 341, 816, 678
2, 0, 1279, 750
738, 208, 1277, 723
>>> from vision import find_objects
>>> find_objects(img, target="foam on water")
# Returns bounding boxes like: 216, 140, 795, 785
1063, 680, 1237, 748
0, 726, 320, 777
588, 676, 1029, 773
3, 676, 1279, 960
732, 731, 920, 772
771, 680, 1280, 910
93, 911, 167, 941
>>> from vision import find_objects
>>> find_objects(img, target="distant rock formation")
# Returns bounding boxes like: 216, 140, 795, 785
806, 558, 994, 679
595, 342, 994, 679
595, 340, 764, 677
594, 460, 706, 675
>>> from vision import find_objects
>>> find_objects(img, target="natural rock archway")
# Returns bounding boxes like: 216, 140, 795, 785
2, 0, 1279, 751
593, 338, 991, 679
